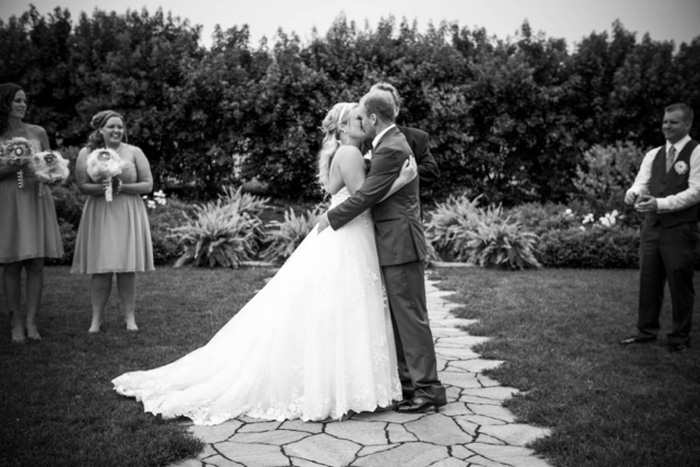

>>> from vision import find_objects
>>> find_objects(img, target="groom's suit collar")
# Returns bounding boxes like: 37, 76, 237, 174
372, 123, 397, 149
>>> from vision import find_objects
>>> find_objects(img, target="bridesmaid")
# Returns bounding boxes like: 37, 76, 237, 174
0, 82, 64, 342
71, 110, 154, 332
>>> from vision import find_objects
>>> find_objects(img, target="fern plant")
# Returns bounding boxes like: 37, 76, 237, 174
170, 186, 269, 268
220, 185, 270, 215
449, 203, 505, 261
219, 185, 270, 242
262, 203, 327, 264
424, 194, 483, 254
425, 193, 540, 269
464, 220, 541, 269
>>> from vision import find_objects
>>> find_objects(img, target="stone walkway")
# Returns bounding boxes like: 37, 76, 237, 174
171, 278, 553, 467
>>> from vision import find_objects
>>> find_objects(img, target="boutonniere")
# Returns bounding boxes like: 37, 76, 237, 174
363, 150, 372, 161
674, 160, 689, 175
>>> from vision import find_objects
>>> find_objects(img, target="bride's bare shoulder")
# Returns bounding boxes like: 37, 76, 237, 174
333, 146, 362, 164
334, 145, 362, 160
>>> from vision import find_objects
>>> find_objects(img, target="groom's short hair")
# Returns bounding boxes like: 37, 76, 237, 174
362, 91, 396, 124
370, 82, 401, 117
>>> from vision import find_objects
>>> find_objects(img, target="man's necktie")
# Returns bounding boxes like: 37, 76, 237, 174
666, 146, 676, 172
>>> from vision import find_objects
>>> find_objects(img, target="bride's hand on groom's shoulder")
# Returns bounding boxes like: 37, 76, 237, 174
398, 155, 417, 184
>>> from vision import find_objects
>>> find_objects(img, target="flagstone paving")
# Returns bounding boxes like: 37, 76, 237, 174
170, 278, 553, 467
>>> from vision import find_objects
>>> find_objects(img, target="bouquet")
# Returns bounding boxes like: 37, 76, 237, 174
86, 148, 124, 202
32, 150, 70, 190
0, 137, 34, 188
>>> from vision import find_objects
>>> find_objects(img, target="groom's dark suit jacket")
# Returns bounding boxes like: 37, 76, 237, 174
328, 126, 426, 266
398, 125, 439, 186
362, 125, 440, 186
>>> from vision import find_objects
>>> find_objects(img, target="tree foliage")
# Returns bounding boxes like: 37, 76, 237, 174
2, 8, 699, 205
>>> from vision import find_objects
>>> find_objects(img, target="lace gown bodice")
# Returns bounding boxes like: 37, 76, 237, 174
330, 186, 351, 205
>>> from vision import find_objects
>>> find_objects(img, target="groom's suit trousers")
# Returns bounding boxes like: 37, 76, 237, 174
383, 260, 445, 402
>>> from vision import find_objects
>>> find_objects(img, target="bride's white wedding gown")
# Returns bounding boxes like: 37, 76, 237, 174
112, 187, 401, 425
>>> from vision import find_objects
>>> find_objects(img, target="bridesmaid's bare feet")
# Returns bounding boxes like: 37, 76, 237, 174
11, 326, 25, 343
125, 321, 139, 332
26, 323, 41, 340
88, 322, 102, 333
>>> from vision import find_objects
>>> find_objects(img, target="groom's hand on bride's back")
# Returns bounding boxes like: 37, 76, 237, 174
317, 213, 330, 233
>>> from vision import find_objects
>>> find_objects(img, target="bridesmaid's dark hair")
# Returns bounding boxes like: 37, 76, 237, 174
86, 110, 128, 151
0, 82, 23, 136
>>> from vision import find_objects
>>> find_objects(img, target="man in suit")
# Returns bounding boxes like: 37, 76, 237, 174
318, 89, 447, 412
621, 103, 700, 353
368, 83, 440, 189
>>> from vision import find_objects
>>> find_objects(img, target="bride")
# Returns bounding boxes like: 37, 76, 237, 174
112, 102, 418, 425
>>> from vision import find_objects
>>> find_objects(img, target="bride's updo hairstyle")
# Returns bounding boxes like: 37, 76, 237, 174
317, 102, 356, 190
86, 110, 127, 151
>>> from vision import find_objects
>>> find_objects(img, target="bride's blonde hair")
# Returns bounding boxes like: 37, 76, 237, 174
318, 102, 357, 190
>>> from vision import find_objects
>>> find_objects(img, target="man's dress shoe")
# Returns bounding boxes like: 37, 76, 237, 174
619, 336, 656, 345
668, 343, 689, 353
394, 397, 446, 413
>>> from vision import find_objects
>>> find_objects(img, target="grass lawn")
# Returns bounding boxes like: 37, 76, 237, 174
432, 266, 700, 467
0, 265, 275, 467
1, 265, 699, 466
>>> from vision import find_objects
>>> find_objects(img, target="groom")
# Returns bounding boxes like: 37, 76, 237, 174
318, 88, 447, 413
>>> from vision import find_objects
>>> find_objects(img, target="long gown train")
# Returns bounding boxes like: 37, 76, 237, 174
112, 188, 401, 425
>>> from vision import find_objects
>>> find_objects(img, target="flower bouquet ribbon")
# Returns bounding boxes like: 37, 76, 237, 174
32, 150, 70, 196
87, 148, 124, 202
0, 137, 34, 188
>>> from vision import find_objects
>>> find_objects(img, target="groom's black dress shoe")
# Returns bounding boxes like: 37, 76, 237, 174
394, 397, 446, 414
619, 335, 656, 345
668, 343, 689, 353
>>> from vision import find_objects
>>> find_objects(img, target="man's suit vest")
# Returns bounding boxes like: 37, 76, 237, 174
647, 138, 700, 227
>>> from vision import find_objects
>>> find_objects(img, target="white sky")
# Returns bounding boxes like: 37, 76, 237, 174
1, 0, 699, 50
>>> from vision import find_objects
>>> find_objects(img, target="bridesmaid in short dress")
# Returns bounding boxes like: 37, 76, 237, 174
71, 110, 154, 333
0, 83, 63, 343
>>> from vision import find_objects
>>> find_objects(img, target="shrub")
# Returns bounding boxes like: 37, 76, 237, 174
48, 146, 84, 226
424, 194, 483, 259
261, 203, 327, 264
45, 221, 77, 266
219, 185, 270, 244
464, 220, 541, 270
425, 194, 541, 269
50, 182, 86, 228
220, 185, 270, 216
505, 202, 580, 235
572, 142, 645, 228
537, 226, 640, 268
170, 201, 259, 268
147, 197, 194, 266
170, 187, 268, 268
